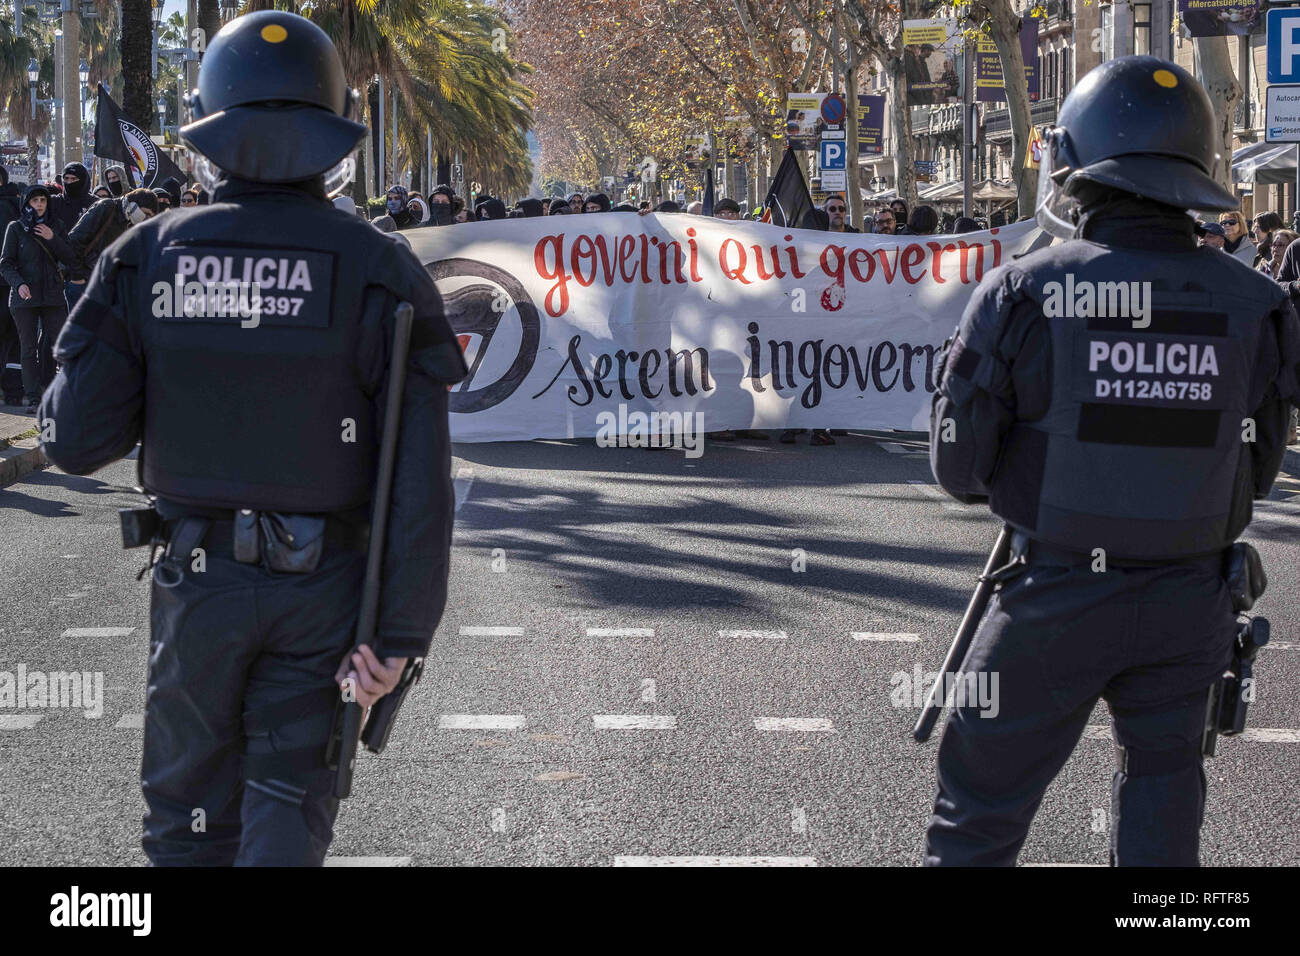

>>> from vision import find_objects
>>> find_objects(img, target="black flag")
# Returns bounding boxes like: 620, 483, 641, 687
761, 148, 813, 228
702, 167, 714, 217
93, 83, 187, 189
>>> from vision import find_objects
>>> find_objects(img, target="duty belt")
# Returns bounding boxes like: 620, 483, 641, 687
1013, 531, 1225, 572
163, 512, 369, 559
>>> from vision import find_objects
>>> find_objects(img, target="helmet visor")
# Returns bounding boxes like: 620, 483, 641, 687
1034, 126, 1077, 240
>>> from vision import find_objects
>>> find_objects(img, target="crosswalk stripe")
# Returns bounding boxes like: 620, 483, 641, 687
438, 715, 526, 731
62, 627, 135, 638
454, 466, 475, 512
718, 629, 788, 640
459, 626, 524, 637
0, 715, 44, 730
114, 714, 144, 729
852, 632, 920, 642
324, 856, 412, 867
1083, 724, 1300, 744
754, 717, 834, 732
614, 856, 818, 867
587, 627, 655, 638
594, 715, 676, 730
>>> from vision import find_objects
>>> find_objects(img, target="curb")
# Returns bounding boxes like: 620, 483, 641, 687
0, 431, 47, 488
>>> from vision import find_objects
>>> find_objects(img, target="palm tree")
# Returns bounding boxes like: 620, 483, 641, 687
121, 0, 154, 128
2, 13, 51, 183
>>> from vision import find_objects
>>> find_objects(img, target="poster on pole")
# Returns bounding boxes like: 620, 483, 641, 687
975, 18, 1041, 103
903, 19, 962, 105
857, 94, 886, 153
1177, 0, 1264, 37
404, 217, 1044, 442
785, 93, 826, 149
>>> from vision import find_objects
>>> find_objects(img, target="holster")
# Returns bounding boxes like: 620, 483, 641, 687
232, 510, 326, 574
151, 516, 211, 589
1223, 542, 1267, 612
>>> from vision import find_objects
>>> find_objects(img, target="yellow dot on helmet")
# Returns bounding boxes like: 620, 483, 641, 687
1153, 69, 1177, 89
260, 24, 288, 43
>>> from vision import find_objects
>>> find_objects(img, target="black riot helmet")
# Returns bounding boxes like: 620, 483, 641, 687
1036, 56, 1237, 237
180, 10, 365, 185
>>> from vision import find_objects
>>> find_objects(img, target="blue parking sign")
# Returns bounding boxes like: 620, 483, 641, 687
1267, 9, 1300, 84
819, 140, 846, 170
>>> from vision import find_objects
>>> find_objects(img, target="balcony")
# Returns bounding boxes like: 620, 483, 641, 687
910, 103, 963, 135
983, 97, 1059, 136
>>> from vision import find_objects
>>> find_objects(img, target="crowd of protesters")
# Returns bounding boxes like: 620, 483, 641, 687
0, 162, 192, 412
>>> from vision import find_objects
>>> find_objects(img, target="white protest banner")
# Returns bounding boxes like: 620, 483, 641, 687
405, 217, 1045, 442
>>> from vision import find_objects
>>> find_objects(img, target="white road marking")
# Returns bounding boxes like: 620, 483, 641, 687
852, 632, 920, 642
1083, 724, 1300, 744
791, 807, 807, 834
880, 442, 928, 455
114, 714, 143, 729
907, 480, 967, 512
454, 466, 475, 512
719, 629, 788, 640
1262, 642, 1299, 651
61, 627, 135, 638
587, 627, 655, 638
755, 717, 834, 732
0, 715, 44, 730
458, 626, 524, 638
594, 714, 676, 730
324, 857, 412, 867
614, 856, 818, 867
59, 555, 81, 559
640, 679, 657, 703
438, 715, 526, 731
491, 808, 508, 833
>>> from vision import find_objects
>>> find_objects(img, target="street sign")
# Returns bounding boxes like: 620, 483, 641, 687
820, 169, 847, 191
1267, 8, 1300, 83
451, 163, 463, 183
1266, 85, 1300, 141
819, 139, 847, 170
820, 93, 846, 127
821, 129, 846, 140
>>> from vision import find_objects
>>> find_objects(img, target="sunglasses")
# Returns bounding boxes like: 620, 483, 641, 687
1220, 218, 1239, 225
827, 206, 846, 213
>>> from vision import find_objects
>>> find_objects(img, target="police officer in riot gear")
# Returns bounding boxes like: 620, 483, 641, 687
39, 10, 467, 865
926, 56, 1300, 866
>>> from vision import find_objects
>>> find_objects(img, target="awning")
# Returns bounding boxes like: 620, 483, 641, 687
1232, 142, 1297, 185
863, 187, 898, 201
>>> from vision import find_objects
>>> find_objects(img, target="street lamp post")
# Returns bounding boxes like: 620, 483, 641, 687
79, 59, 90, 166
152, 0, 165, 80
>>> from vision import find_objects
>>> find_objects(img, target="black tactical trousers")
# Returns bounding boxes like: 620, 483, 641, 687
141, 548, 364, 866
923, 556, 1235, 866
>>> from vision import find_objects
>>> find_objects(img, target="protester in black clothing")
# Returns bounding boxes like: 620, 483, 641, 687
568, 192, 584, 212
0, 168, 21, 403
889, 200, 908, 233
49, 163, 96, 235
102, 165, 127, 196
476, 197, 508, 220
0, 167, 21, 228
153, 188, 172, 212
514, 198, 544, 217
583, 193, 612, 213
907, 204, 939, 235
549, 204, 572, 215
62, 188, 159, 281
0, 185, 74, 409
953, 216, 979, 233
92, 185, 112, 200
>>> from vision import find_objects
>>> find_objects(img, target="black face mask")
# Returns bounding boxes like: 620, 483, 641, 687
21, 204, 48, 231
106, 178, 124, 196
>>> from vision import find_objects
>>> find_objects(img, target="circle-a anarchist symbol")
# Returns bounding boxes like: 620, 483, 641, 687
427, 257, 541, 414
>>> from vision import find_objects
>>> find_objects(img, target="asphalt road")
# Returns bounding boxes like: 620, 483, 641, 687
2, 431, 1298, 866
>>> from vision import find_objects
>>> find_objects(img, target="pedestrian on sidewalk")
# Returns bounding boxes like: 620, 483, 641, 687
0, 184, 74, 412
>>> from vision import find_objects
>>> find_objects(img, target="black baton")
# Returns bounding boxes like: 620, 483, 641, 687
913, 526, 1012, 743
334, 302, 415, 799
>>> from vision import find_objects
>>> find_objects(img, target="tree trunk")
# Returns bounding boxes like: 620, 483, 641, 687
198, 0, 221, 50
27, 137, 39, 184
981, 6, 1036, 219
846, 56, 863, 231
1193, 35, 1242, 194
120, 0, 154, 131
887, 54, 917, 206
